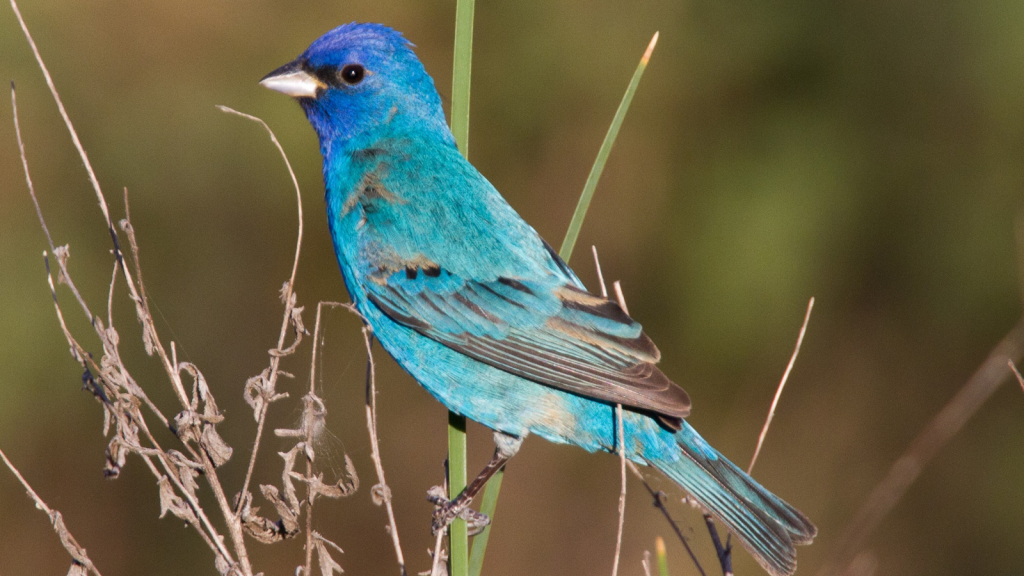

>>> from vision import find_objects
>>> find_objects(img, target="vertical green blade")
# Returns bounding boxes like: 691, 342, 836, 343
448, 1, 475, 575
467, 466, 503, 575
470, 32, 659, 576
451, 0, 475, 156
447, 411, 468, 576
559, 32, 660, 262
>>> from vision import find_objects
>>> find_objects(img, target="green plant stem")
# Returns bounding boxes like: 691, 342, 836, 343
559, 32, 660, 261
469, 33, 659, 576
450, 0, 474, 155
448, 1, 475, 575
447, 412, 468, 576
467, 466, 503, 575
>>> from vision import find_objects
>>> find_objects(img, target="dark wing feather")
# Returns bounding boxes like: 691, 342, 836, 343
364, 269, 690, 427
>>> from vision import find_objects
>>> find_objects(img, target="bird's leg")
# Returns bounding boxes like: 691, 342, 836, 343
429, 431, 523, 535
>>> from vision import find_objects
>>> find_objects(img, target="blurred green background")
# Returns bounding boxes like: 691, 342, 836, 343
2, 0, 1023, 574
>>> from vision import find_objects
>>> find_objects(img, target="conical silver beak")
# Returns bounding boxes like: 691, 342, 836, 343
260, 60, 324, 98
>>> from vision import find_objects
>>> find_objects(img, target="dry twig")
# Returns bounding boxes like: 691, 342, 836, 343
0, 448, 103, 576
1009, 360, 1024, 394
348, 311, 408, 576
748, 297, 815, 475
627, 461, 707, 576
602, 264, 628, 576
218, 105, 308, 520
16, 67, 240, 574
817, 317, 1024, 576
10, 5, 337, 571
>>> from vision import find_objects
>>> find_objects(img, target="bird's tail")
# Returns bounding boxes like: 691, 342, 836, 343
650, 422, 816, 576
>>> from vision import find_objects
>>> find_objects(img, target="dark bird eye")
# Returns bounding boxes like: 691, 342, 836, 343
339, 64, 365, 85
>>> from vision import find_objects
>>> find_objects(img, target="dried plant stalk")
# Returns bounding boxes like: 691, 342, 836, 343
0, 448, 104, 576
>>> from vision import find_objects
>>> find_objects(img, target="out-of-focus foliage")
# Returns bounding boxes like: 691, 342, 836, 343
1, 1, 1022, 575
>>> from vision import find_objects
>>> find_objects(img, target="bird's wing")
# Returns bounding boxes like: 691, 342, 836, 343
363, 262, 690, 427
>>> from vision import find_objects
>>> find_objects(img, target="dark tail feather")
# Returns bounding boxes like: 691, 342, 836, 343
651, 423, 816, 576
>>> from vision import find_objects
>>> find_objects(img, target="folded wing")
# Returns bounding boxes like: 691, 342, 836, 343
364, 264, 690, 428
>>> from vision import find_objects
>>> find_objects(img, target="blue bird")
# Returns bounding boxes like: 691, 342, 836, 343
261, 23, 815, 576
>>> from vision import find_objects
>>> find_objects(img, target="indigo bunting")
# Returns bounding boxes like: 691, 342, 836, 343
261, 23, 815, 575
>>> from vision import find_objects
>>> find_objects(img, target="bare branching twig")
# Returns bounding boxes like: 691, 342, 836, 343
219, 106, 308, 520
11, 5, 341, 572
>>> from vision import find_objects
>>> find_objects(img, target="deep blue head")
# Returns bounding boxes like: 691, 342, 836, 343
262, 23, 452, 150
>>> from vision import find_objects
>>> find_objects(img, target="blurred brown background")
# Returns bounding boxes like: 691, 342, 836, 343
2, 0, 1023, 574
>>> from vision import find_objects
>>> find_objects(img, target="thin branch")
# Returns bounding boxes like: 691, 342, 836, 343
1009, 360, 1024, 394
14, 0, 194, 414
356, 321, 407, 576
609, 273, 719, 576
11, 0, 112, 229
0, 448, 103, 576
216, 106, 303, 294
12, 83, 92, 319
12, 82, 54, 251
627, 461, 707, 576
13, 6, 253, 567
748, 296, 815, 474
817, 317, 1024, 576
592, 245, 608, 298
611, 403, 627, 576
613, 281, 629, 315
218, 106, 306, 518
701, 513, 732, 576
430, 528, 447, 576
608, 273, 628, 576
303, 301, 348, 576
117, 211, 246, 570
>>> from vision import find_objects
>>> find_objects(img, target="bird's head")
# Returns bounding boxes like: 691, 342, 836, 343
261, 23, 452, 150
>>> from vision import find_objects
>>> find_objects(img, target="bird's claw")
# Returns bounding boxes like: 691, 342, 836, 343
427, 485, 490, 536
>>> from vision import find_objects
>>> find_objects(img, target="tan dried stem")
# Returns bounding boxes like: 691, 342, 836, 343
12, 5, 263, 570
12, 84, 94, 324
1009, 360, 1024, 394
430, 528, 446, 576
10, 0, 110, 228
356, 322, 408, 575
593, 252, 627, 576
592, 245, 609, 298
12, 83, 53, 251
116, 202, 245, 569
12, 0, 191, 411
817, 317, 1024, 576
40, 260, 236, 567
611, 401, 627, 576
747, 296, 814, 474
303, 301, 348, 576
0, 448, 103, 576
218, 106, 306, 521
612, 281, 629, 315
